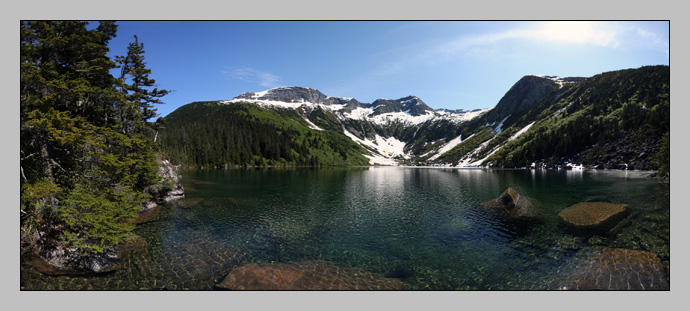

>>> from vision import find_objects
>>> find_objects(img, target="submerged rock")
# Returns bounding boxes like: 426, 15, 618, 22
558, 202, 628, 234
117, 234, 149, 259
481, 187, 538, 219
549, 247, 669, 290
131, 204, 162, 224
215, 260, 406, 290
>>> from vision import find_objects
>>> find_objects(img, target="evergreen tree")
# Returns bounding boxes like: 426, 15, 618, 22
115, 35, 170, 135
21, 21, 169, 255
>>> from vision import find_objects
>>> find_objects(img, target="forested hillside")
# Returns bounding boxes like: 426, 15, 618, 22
159, 102, 370, 167
486, 66, 669, 168
20, 21, 173, 262
432, 66, 669, 175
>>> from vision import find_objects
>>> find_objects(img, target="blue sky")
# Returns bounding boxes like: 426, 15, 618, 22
104, 21, 669, 118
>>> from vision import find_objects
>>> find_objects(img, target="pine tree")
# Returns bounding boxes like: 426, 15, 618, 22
21, 21, 169, 255
115, 35, 170, 135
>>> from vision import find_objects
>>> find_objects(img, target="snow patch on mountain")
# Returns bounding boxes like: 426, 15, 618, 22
369, 111, 436, 126
222, 97, 344, 113
437, 108, 490, 123
494, 115, 511, 134
532, 74, 573, 89
456, 121, 537, 167
342, 128, 409, 165
303, 117, 324, 131
222, 98, 303, 110
373, 135, 408, 159
428, 135, 465, 161
508, 121, 535, 142
455, 136, 498, 167
344, 107, 374, 120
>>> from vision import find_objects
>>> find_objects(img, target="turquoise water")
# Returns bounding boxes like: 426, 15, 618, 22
21, 167, 670, 290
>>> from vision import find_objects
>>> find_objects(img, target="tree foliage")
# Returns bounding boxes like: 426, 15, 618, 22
20, 21, 169, 254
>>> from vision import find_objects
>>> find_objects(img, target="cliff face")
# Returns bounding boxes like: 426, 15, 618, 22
481, 75, 559, 126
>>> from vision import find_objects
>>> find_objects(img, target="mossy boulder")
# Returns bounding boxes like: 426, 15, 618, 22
558, 202, 628, 234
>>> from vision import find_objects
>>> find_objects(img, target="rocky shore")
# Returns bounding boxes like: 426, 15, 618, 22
22, 156, 185, 276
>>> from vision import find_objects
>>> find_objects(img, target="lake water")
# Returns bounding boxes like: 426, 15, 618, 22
21, 167, 670, 290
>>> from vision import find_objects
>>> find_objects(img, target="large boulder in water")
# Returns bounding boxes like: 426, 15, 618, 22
481, 187, 538, 218
215, 260, 406, 290
548, 247, 669, 290
558, 202, 628, 234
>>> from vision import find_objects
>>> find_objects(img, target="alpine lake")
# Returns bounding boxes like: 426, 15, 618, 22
21, 167, 670, 290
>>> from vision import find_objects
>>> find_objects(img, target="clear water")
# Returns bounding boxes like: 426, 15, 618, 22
21, 167, 670, 290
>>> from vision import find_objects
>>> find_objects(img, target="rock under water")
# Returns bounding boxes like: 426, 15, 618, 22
215, 260, 407, 290
558, 202, 628, 235
548, 247, 669, 290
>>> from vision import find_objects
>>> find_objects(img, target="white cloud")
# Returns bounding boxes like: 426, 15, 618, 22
364, 22, 621, 76
634, 26, 669, 55
434, 22, 619, 62
223, 67, 281, 88
526, 21, 618, 47
329, 21, 665, 103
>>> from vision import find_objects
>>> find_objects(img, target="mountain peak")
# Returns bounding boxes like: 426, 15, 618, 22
235, 86, 328, 104
370, 96, 433, 116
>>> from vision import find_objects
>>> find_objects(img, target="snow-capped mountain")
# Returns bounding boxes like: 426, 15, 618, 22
220, 86, 490, 164
160, 66, 669, 170
224, 86, 486, 127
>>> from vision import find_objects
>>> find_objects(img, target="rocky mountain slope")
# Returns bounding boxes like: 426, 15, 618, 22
158, 65, 669, 172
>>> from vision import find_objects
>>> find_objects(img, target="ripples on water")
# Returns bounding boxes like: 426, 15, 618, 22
21, 167, 670, 290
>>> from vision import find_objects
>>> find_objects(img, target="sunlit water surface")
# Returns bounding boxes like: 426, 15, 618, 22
21, 167, 669, 290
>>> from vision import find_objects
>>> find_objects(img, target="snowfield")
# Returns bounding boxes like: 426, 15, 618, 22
342, 128, 410, 165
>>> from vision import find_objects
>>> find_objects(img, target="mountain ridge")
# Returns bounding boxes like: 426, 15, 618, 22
158, 66, 669, 172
